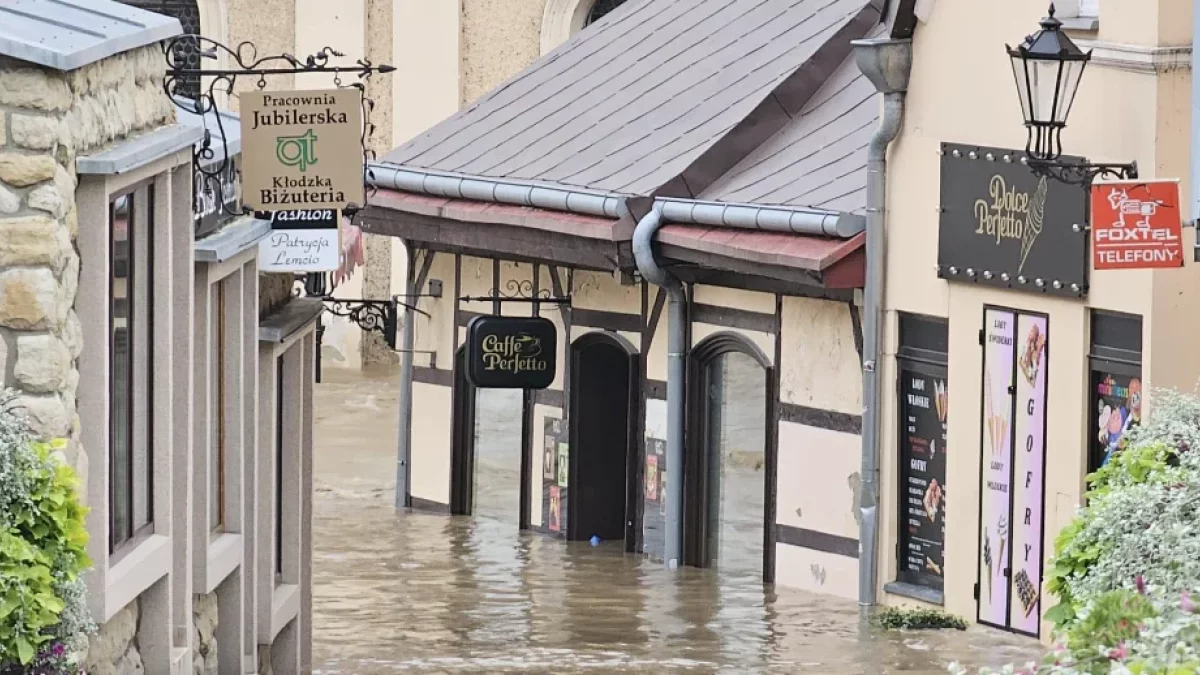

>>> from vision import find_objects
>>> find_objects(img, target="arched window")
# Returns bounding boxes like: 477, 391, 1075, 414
585, 0, 627, 26
119, 0, 202, 99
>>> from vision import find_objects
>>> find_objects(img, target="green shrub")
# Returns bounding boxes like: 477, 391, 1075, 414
0, 395, 92, 672
875, 606, 968, 631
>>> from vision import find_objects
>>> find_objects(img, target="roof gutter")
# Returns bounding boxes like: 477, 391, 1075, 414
367, 163, 864, 238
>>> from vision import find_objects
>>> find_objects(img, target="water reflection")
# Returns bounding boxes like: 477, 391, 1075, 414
313, 368, 1042, 673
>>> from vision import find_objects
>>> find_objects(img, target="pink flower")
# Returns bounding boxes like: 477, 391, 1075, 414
1135, 575, 1147, 594
1108, 642, 1129, 661
1183, 591, 1197, 613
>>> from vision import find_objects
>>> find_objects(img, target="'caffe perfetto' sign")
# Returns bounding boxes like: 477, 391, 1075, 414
465, 316, 557, 389
240, 89, 364, 211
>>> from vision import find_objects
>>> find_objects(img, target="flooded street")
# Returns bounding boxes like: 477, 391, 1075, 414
312, 368, 1042, 673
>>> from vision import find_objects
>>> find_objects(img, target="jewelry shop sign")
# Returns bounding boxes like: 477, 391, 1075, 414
938, 143, 1089, 298
240, 89, 364, 211
465, 316, 557, 390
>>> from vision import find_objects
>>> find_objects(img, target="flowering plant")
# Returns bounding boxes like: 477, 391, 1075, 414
0, 393, 93, 672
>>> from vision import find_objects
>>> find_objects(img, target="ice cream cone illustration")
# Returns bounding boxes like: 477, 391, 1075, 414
997, 514, 1009, 571
1019, 177, 1048, 274
983, 531, 994, 598
935, 380, 948, 424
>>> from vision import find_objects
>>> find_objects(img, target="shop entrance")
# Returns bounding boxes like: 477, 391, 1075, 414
684, 333, 776, 582
568, 333, 640, 549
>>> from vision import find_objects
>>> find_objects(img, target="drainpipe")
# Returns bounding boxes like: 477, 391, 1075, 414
852, 36, 913, 608
395, 246, 417, 510
632, 204, 686, 568
1191, 0, 1200, 235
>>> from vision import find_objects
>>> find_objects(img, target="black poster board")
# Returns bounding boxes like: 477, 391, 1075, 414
466, 316, 557, 389
897, 365, 948, 589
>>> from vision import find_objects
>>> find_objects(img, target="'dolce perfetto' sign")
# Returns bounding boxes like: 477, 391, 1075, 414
938, 143, 1089, 298
240, 89, 364, 211
466, 316, 557, 389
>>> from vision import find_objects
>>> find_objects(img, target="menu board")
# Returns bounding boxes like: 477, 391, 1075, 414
1009, 313, 1048, 635
1090, 370, 1142, 473
898, 367, 948, 589
978, 308, 1016, 628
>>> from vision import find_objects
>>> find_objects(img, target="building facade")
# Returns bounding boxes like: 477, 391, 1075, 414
872, 0, 1200, 641
363, 0, 891, 596
0, 1, 317, 672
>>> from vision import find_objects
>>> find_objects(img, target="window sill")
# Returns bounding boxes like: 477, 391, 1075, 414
203, 533, 244, 594
105, 534, 172, 622
270, 584, 301, 642
884, 581, 945, 606
1059, 16, 1099, 32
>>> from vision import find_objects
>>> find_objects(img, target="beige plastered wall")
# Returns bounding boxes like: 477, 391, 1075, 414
877, 0, 1200, 638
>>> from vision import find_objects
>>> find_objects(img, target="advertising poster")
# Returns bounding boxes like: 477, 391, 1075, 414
543, 417, 559, 481
1010, 314, 1048, 634
978, 308, 1016, 627
645, 454, 658, 501
898, 368, 948, 589
1091, 372, 1142, 472
548, 486, 561, 532
557, 442, 569, 488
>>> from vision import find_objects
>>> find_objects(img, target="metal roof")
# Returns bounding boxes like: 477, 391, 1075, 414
175, 96, 244, 162
381, 0, 882, 196
0, 0, 181, 71
700, 42, 882, 213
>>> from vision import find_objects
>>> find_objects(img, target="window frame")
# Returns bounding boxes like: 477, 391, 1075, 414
209, 279, 228, 536
108, 182, 157, 560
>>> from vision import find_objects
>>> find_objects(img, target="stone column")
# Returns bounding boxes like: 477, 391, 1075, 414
0, 64, 85, 496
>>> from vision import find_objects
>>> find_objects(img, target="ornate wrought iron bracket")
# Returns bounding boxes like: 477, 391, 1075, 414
162, 36, 394, 227
321, 298, 398, 349
1026, 159, 1139, 187
458, 280, 571, 305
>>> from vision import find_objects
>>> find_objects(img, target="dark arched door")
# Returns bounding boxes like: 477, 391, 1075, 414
568, 332, 640, 550
685, 332, 777, 582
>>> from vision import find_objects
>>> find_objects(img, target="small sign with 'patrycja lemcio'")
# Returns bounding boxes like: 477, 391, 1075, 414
240, 88, 364, 211
1091, 179, 1184, 270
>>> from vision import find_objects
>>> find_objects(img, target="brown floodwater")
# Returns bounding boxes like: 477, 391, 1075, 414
312, 367, 1042, 674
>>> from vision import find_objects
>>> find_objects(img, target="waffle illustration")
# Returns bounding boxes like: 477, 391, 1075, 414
1019, 177, 1048, 274
1015, 569, 1039, 617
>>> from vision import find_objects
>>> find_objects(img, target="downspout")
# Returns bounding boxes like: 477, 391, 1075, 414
395, 246, 417, 510
632, 204, 687, 568
852, 36, 913, 608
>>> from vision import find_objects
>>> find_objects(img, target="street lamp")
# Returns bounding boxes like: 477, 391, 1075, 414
1007, 4, 1137, 185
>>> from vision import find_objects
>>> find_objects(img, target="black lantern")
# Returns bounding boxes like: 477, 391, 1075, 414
1006, 4, 1136, 185
1007, 4, 1090, 161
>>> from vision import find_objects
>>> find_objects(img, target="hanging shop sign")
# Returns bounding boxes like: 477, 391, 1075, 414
897, 368, 948, 591
194, 154, 242, 239
257, 209, 340, 272
466, 316, 557, 389
1090, 179, 1184, 270
240, 88, 364, 211
938, 143, 1089, 298
977, 307, 1049, 637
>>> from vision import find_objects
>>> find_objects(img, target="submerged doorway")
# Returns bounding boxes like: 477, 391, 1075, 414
685, 333, 776, 582
450, 346, 528, 524
568, 333, 640, 550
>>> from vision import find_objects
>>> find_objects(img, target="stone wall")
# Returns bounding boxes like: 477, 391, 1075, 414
0, 44, 173, 496
83, 599, 142, 675
0, 43, 173, 674
192, 592, 218, 675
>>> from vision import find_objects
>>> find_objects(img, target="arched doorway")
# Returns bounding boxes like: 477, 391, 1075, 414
684, 332, 777, 582
568, 332, 640, 549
